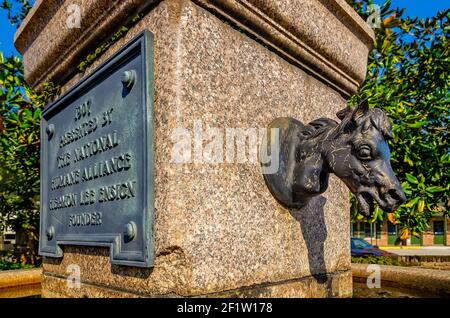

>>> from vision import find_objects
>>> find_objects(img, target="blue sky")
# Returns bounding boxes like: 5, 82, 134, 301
0, 1, 449, 57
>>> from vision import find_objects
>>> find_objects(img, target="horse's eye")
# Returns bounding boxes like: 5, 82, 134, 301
357, 146, 372, 160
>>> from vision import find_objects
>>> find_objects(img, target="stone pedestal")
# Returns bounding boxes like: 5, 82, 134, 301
15, 0, 373, 297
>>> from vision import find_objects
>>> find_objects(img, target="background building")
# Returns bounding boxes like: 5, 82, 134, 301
351, 213, 449, 246
0, 230, 16, 252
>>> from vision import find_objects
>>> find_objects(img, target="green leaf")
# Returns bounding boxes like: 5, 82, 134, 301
405, 173, 419, 184
408, 121, 428, 128
425, 186, 447, 194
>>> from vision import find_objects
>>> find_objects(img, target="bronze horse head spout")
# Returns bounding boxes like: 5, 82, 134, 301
261, 100, 406, 216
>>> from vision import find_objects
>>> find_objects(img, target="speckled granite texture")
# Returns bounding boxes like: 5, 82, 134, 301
15, 0, 374, 297
42, 266, 352, 297
192, 0, 374, 96
15, 0, 373, 97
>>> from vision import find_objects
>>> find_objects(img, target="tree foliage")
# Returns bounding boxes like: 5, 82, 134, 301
348, 0, 450, 240
0, 53, 58, 263
0, 0, 32, 27
0, 0, 46, 264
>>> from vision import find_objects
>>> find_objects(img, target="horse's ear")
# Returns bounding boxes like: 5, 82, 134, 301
352, 99, 369, 121
335, 100, 370, 136
336, 107, 352, 120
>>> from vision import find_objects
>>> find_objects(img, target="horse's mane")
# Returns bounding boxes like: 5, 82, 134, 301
298, 118, 338, 140
297, 108, 393, 141
361, 108, 393, 140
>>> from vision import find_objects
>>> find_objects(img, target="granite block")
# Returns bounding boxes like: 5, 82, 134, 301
42, 268, 352, 298
42, 274, 141, 298
7, 0, 383, 297
39, 0, 353, 297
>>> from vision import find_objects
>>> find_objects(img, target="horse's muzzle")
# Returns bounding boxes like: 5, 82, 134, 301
355, 184, 406, 216
383, 186, 407, 212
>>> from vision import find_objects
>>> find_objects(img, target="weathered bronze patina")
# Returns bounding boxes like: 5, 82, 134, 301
261, 100, 406, 215
39, 31, 155, 267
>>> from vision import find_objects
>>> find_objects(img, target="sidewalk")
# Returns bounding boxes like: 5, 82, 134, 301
380, 246, 450, 256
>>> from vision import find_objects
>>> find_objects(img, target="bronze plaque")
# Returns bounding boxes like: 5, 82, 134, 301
39, 31, 155, 267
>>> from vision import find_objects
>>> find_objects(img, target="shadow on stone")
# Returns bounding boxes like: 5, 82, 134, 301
121, 86, 132, 98
290, 195, 328, 284
43, 256, 63, 266
111, 265, 153, 279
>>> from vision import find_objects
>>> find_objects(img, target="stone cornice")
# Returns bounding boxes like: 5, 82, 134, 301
15, 0, 374, 97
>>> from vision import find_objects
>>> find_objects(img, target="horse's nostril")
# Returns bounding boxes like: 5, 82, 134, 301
388, 189, 406, 204
388, 189, 400, 200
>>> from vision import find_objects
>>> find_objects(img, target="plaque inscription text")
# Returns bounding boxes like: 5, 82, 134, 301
39, 31, 154, 267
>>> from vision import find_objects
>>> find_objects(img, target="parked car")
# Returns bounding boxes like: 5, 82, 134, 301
351, 237, 395, 257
